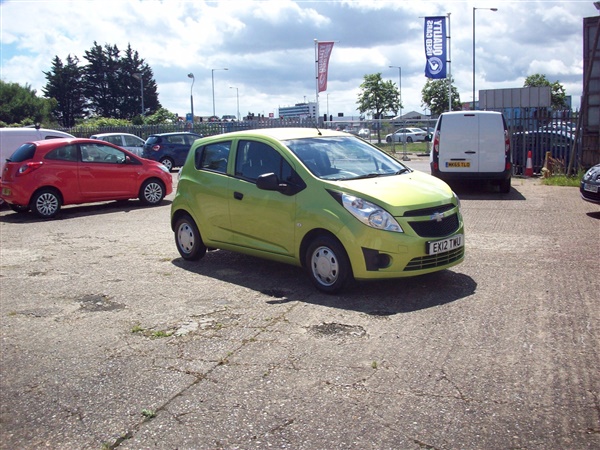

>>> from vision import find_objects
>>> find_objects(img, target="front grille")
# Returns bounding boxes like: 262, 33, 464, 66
408, 213, 460, 238
404, 247, 464, 271
403, 203, 455, 217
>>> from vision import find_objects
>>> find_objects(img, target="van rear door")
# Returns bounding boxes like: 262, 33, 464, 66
478, 113, 506, 173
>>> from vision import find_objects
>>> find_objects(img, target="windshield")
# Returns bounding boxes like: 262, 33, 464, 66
284, 135, 410, 180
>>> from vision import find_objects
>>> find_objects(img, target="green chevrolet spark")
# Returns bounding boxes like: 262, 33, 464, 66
171, 128, 464, 293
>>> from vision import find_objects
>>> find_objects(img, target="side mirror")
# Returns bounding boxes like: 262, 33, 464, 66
256, 172, 280, 191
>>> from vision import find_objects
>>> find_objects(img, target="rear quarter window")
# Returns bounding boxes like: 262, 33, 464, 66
8, 143, 37, 162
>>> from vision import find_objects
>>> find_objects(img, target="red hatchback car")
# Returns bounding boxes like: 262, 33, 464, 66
1, 138, 173, 218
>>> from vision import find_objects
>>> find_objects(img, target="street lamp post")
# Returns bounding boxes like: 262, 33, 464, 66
388, 65, 402, 119
473, 7, 498, 110
389, 65, 408, 161
211, 68, 228, 117
132, 73, 144, 116
230, 86, 239, 121
187, 73, 195, 121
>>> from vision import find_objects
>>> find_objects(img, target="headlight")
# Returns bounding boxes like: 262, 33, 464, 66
342, 194, 403, 233
453, 192, 461, 211
158, 164, 170, 174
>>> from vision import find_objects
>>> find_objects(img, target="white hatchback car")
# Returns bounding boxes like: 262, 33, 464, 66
90, 133, 145, 156
385, 128, 428, 143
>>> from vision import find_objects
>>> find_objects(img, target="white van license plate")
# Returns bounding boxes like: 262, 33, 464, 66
427, 234, 464, 255
583, 183, 598, 193
446, 161, 470, 168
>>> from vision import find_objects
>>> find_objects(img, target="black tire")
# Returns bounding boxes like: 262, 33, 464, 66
406, 136, 413, 143
159, 157, 174, 172
139, 179, 165, 205
9, 204, 29, 213
174, 215, 206, 261
305, 234, 352, 294
386, 136, 392, 143
30, 189, 61, 219
499, 178, 511, 194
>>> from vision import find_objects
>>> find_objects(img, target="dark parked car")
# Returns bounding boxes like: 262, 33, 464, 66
511, 130, 576, 175
142, 132, 202, 172
580, 163, 600, 204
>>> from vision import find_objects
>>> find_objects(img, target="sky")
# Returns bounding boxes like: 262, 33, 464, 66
1, 0, 597, 120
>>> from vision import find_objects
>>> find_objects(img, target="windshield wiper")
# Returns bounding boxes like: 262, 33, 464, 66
349, 173, 383, 180
395, 168, 411, 174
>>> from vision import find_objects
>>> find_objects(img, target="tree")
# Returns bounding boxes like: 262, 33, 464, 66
357, 73, 401, 119
523, 74, 567, 110
81, 42, 161, 120
0, 80, 57, 127
421, 78, 461, 117
119, 44, 161, 119
357, 73, 401, 142
42, 55, 86, 127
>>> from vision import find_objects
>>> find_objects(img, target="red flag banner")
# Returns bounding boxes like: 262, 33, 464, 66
317, 41, 334, 93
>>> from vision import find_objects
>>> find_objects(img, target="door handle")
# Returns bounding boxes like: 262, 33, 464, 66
465, 151, 476, 154
234, 191, 243, 200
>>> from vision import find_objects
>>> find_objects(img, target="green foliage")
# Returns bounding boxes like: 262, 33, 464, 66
523, 74, 567, 110
83, 117, 132, 127
43, 55, 85, 127
144, 108, 178, 125
356, 73, 401, 120
421, 77, 461, 116
0, 80, 58, 126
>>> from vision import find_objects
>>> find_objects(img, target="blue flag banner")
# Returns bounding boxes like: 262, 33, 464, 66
424, 16, 447, 79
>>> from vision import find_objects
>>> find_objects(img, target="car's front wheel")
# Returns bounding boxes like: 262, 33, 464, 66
386, 136, 392, 143
305, 234, 352, 294
139, 179, 165, 205
160, 157, 174, 172
406, 136, 413, 143
30, 189, 61, 219
174, 215, 207, 260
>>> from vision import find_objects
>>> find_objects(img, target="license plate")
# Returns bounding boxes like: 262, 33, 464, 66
427, 234, 464, 255
446, 161, 470, 168
583, 183, 598, 193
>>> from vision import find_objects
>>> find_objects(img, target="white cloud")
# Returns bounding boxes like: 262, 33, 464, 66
1, 0, 595, 118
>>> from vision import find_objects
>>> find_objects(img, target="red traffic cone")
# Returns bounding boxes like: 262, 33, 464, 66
525, 151, 534, 177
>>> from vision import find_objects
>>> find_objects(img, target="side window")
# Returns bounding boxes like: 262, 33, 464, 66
124, 135, 142, 147
195, 142, 231, 173
45, 144, 78, 162
235, 140, 292, 182
80, 143, 125, 164
104, 135, 122, 146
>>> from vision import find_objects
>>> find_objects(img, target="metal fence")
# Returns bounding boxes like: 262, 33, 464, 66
59, 112, 586, 175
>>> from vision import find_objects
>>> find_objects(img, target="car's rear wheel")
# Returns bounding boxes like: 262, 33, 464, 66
499, 178, 511, 193
139, 179, 165, 205
305, 234, 352, 294
159, 157, 174, 172
30, 189, 61, 219
174, 215, 206, 260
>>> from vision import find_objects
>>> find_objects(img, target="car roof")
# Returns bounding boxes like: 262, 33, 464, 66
91, 133, 139, 138
149, 132, 202, 137
23, 137, 129, 148
204, 127, 349, 141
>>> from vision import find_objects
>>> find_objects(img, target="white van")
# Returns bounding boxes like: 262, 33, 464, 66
1, 127, 74, 166
429, 111, 511, 193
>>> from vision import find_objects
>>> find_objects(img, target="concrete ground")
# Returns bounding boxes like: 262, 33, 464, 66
0, 174, 599, 449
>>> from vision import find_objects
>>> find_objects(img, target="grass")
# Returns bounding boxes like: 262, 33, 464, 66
540, 173, 583, 187
374, 141, 430, 155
